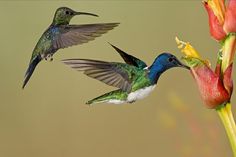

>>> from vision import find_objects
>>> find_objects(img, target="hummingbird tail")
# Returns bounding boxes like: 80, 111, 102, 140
86, 89, 127, 105
22, 55, 41, 89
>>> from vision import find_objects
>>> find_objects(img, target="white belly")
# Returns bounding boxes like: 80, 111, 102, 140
127, 85, 156, 103
107, 99, 125, 104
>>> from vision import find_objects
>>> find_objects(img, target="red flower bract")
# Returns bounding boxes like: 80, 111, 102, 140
224, 0, 236, 33
190, 63, 232, 108
204, 0, 236, 41
204, 1, 227, 40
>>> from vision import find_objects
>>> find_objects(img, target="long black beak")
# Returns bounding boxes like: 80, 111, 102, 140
75, 11, 98, 17
176, 59, 190, 70
180, 63, 190, 70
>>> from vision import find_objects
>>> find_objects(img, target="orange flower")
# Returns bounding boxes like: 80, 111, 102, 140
224, 0, 236, 33
204, 1, 226, 40
176, 37, 233, 108
204, 0, 236, 40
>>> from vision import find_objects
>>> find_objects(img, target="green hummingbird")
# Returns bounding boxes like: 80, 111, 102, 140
22, 7, 119, 89
62, 44, 189, 105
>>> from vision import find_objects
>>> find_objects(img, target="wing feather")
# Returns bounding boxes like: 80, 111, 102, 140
62, 59, 132, 92
53, 23, 119, 49
109, 43, 147, 69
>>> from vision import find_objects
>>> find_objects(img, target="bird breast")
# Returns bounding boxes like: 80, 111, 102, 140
127, 85, 156, 103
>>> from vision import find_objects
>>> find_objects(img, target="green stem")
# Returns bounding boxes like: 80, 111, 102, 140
221, 34, 236, 73
226, 103, 236, 135
216, 103, 236, 157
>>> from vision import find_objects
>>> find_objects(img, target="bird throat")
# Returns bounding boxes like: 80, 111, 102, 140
52, 15, 71, 25
148, 65, 166, 84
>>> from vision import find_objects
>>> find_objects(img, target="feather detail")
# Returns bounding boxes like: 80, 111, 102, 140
62, 59, 132, 92
53, 23, 119, 49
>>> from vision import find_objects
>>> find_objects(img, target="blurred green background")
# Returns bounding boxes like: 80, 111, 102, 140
0, 1, 235, 157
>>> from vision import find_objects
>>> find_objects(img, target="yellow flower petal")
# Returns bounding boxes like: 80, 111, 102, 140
175, 37, 211, 67
175, 37, 201, 58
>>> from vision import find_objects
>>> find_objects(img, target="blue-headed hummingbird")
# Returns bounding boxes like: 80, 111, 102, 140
62, 44, 189, 105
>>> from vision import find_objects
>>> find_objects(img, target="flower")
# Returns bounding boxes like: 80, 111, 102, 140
204, 0, 236, 73
176, 1, 236, 155
204, 1, 226, 40
205, 0, 225, 24
175, 37, 210, 66
204, 0, 236, 40
176, 37, 233, 108
224, 0, 236, 33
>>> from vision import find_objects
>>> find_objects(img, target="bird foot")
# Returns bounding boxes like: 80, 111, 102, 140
128, 100, 136, 104
45, 54, 53, 62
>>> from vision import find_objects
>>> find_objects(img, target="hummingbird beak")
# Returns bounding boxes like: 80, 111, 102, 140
176, 59, 190, 70
75, 11, 98, 17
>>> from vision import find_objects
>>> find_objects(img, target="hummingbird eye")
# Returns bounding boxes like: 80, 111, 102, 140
168, 57, 173, 62
65, 11, 69, 15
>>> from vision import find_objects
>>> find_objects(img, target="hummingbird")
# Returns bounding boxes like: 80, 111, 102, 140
22, 7, 119, 89
62, 44, 189, 105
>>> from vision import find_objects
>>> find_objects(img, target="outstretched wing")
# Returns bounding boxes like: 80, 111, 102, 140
53, 23, 119, 49
62, 59, 133, 92
109, 43, 147, 69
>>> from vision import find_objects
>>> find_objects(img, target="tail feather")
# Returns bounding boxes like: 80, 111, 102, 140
86, 89, 127, 105
22, 55, 41, 89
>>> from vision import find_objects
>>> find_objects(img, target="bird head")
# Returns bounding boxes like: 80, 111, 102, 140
152, 53, 190, 70
52, 7, 98, 25
148, 53, 189, 84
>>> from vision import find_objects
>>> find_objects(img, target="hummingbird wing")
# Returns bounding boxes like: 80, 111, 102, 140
53, 23, 119, 49
62, 59, 134, 92
109, 43, 147, 69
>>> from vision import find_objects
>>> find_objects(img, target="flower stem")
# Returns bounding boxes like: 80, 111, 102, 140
221, 34, 236, 73
216, 103, 236, 156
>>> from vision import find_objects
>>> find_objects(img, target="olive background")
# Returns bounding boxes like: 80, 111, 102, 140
0, 1, 235, 157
